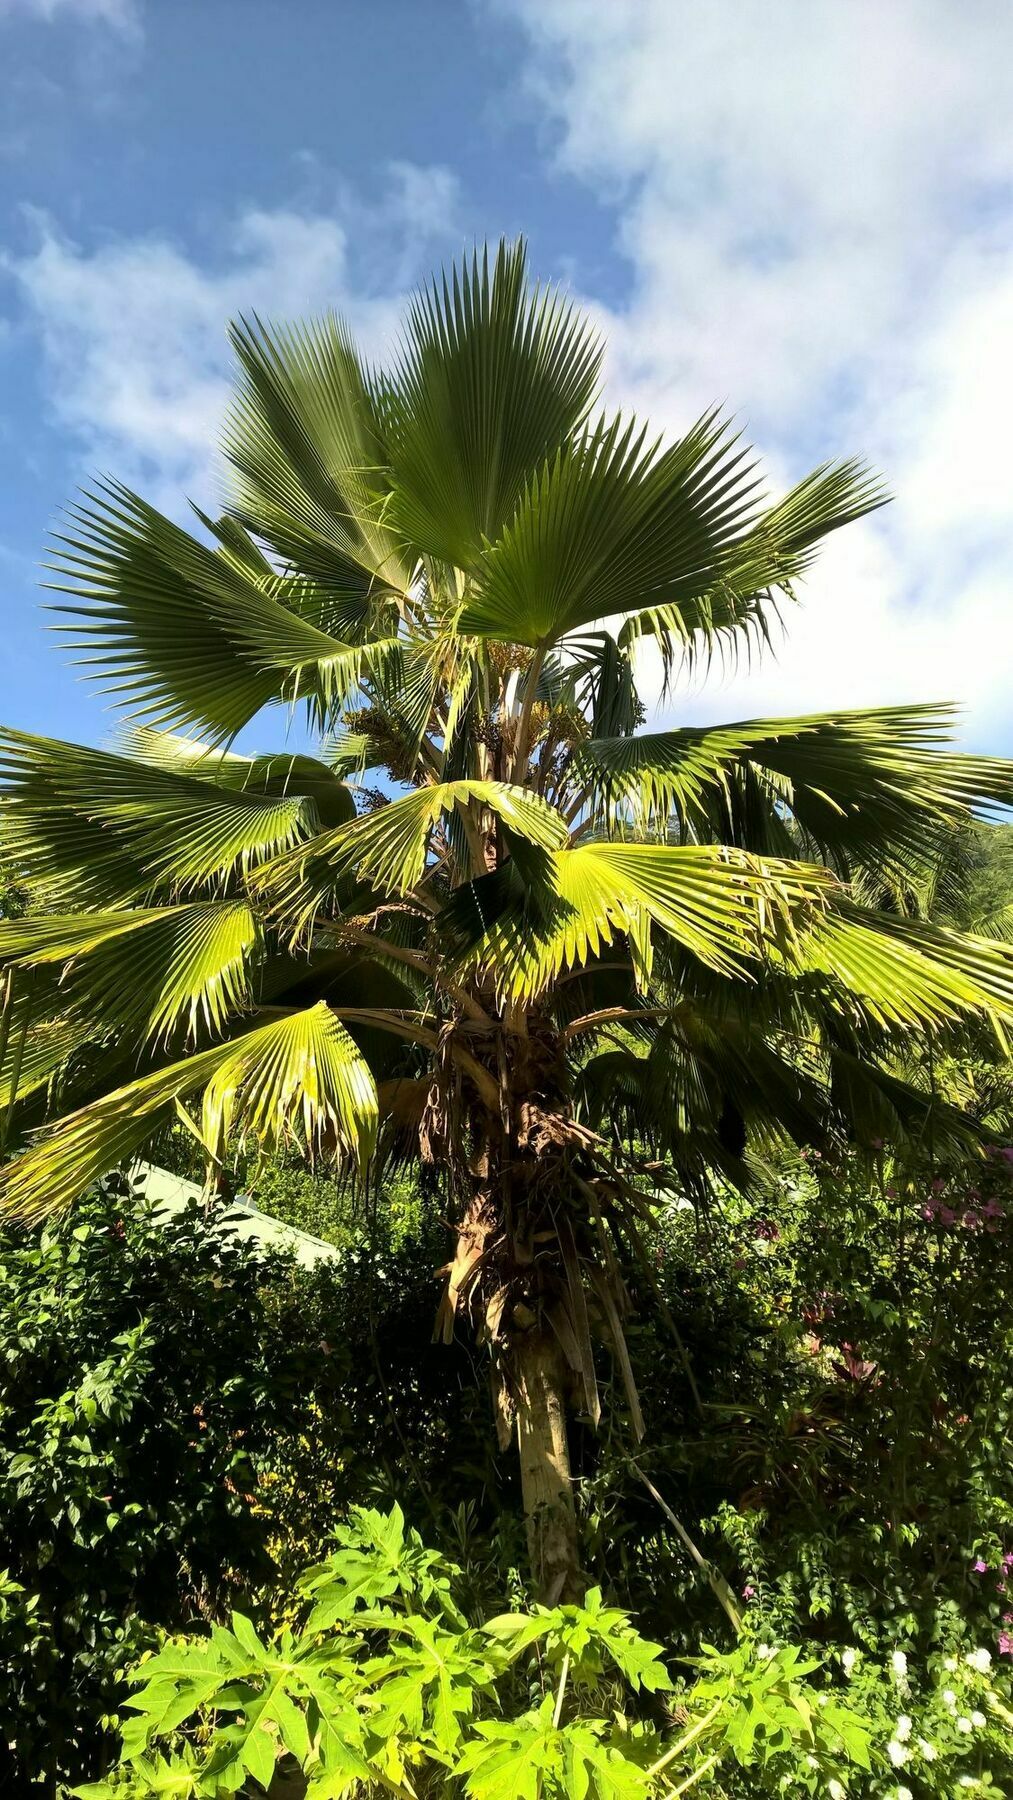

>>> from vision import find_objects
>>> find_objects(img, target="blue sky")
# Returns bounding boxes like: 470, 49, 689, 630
2, 0, 1013, 753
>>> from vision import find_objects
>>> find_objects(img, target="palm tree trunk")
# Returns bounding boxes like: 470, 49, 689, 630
512, 1326, 583, 1603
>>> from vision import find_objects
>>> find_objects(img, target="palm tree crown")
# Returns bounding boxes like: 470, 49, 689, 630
2, 240, 1012, 1593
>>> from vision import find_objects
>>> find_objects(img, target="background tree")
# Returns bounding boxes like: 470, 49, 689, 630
2, 241, 1013, 1599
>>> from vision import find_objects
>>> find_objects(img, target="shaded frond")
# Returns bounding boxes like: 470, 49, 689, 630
577, 704, 1013, 868
47, 483, 399, 739
225, 311, 411, 599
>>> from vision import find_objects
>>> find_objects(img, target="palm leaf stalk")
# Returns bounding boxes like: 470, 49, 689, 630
3, 241, 1013, 1599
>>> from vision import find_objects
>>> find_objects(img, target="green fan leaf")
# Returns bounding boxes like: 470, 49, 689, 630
459, 409, 762, 649
0, 901, 261, 1043
576, 704, 1013, 866
381, 238, 603, 570
0, 731, 322, 902
0, 1001, 377, 1222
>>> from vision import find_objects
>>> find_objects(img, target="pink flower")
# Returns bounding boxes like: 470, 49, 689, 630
974, 1558, 989, 1573
931, 1177, 946, 1192
940, 1207, 957, 1225
1004, 1611, 1013, 1624
1000, 1631, 1013, 1656
1003, 1551, 1013, 1569
964, 1211, 982, 1229
1002, 1146, 1013, 1163
921, 1205, 936, 1221
742, 1585, 755, 1600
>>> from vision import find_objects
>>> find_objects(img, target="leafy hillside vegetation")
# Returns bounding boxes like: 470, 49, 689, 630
2, 245, 1013, 1793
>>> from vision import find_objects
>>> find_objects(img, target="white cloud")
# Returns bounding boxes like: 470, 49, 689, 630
0, 0, 138, 27
500, 0, 1013, 748
3, 164, 460, 508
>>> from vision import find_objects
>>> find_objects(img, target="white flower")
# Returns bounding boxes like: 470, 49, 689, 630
917, 1737, 937, 1761
959, 1780, 978, 1791
890, 1649, 908, 1677
944, 1655, 958, 1671
841, 1647, 858, 1676
943, 1688, 958, 1709
971, 1709, 986, 1728
894, 1789, 913, 1800
957, 1715, 973, 1733
828, 1782, 846, 1800
967, 1647, 992, 1673
756, 1643, 776, 1661
894, 1715, 912, 1741
887, 1741, 910, 1767
806, 1754, 819, 1769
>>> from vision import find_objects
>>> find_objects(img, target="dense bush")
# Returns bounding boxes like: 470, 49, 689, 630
0, 1175, 502, 1792
6, 1138, 1013, 1792
584, 1146, 1013, 1668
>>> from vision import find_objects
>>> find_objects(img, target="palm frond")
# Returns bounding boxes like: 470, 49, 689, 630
0, 901, 260, 1043
47, 483, 399, 739
802, 904, 1013, 1033
618, 460, 887, 678
119, 727, 357, 829
459, 409, 761, 648
0, 1002, 377, 1223
258, 779, 569, 930
224, 311, 412, 601
450, 843, 831, 1001
0, 732, 320, 902
381, 238, 602, 569
577, 704, 1013, 868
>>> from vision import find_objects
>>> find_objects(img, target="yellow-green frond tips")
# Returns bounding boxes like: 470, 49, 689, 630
199, 1002, 377, 1168
257, 780, 569, 932
803, 906, 1013, 1035
0, 902, 261, 1043
451, 843, 832, 1002
0, 1003, 377, 1224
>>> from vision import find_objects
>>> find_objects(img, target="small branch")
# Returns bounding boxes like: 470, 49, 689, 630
646, 1701, 723, 1778
631, 1460, 743, 1634
337, 927, 492, 1024
559, 1006, 670, 1046
552, 1651, 570, 1728
664, 1751, 720, 1797
328, 1007, 500, 1111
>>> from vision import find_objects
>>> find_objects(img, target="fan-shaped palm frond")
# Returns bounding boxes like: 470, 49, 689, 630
0, 731, 323, 903
381, 239, 603, 570
47, 484, 402, 739
0, 1001, 376, 1222
577, 705, 1013, 872
0, 901, 260, 1043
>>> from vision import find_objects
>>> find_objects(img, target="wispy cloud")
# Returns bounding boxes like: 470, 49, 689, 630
500, 0, 1013, 748
3, 164, 461, 509
0, 0, 139, 28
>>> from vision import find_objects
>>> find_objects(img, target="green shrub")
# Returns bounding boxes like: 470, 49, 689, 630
71, 1505, 874, 1800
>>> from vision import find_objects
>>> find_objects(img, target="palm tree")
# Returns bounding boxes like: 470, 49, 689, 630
2, 241, 1012, 1599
